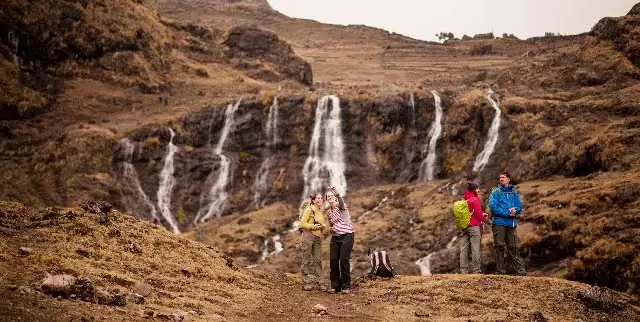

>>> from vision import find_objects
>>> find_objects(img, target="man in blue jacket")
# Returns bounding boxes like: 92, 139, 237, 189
488, 171, 526, 275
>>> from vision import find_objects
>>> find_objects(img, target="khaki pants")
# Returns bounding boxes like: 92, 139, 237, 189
492, 225, 526, 275
460, 226, 482, 274
300, 236, 323, 287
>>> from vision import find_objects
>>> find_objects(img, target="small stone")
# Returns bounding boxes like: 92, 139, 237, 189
7, 285, 19, 291
143, 309, 155, 317
169, 312, 185, 322
313, 304, 328, 315
414, 310, 430, 317
128, 293, 145, 304
18, 247, 32, 255
96, 290, 112, 305
132, 283, 153, 297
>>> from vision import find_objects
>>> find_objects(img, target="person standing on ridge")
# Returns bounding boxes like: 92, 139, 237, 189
460, 182, 488, 274
488, 171, 526, 275
325, 186, 355, 294
298, 193, 329, 291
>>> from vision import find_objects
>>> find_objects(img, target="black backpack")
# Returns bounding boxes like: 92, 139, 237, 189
368, 248, 395, 278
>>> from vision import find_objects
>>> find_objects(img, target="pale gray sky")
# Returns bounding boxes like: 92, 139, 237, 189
267, 0, 636, 41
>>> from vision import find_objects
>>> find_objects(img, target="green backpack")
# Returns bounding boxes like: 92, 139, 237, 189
452, 199, 472, 230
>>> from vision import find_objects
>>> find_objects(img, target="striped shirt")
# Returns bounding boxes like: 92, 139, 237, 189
326, 198, 354, 236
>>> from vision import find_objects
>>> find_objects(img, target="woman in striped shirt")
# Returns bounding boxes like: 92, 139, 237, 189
325, 186, 355, 294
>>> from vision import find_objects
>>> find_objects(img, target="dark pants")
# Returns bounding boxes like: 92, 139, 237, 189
330, 233, 354, 291
492, 225, 526, 275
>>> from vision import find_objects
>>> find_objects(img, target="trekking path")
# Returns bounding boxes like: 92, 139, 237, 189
249, 273, 640, 322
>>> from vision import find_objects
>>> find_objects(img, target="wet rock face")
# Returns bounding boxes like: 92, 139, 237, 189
222, 26, 313, 85
113, 90, 640, 231
115, 93, 458, 229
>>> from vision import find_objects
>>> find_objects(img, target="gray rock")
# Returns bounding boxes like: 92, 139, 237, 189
132, 283, 152, 297
41, 274, 76, 295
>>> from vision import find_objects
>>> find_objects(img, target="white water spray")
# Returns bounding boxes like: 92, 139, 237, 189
259, 235, 285, 261
251, 97, 279, 209
418, 91, 443, 182
118, 139, 159, 223
196, 99, 242, 223
301, 95, 347, 201
415, 254, 434, 276
415, 235, 458, 276
265, 97, 280, 146
156, 128, 181, 234
409, 92, 416, 123
473, 89, 502, 173
251, 157, 272, 209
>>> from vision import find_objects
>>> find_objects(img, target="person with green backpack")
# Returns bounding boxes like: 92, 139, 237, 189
456, 182, 488, 274
298, 193, 330, 291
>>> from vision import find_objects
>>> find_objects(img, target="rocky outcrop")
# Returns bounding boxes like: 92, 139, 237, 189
222, 25, 313, 85
0, 0, 174, 118
592, 2, 640, 68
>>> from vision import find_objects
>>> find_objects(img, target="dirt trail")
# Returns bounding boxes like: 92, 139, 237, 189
250, 277, 385, 322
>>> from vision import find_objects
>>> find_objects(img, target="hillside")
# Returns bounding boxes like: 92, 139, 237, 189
1, 0, 640, 318
2, 201, 640, 321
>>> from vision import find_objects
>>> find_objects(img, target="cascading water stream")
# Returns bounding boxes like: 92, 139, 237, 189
251, 97, 279, 209
473, 89, 501, 173
301, 95, 347, 201
118, 138, 158, 223
265, 97, 280, 146
415, 235, 458, 276
156, 128, 181, 234
196, 98, 242, 223
418, 90, 443, 182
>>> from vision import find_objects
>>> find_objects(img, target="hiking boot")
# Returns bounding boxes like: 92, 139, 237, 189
341, 289, 351, 294
302, 285, 315, 291
327, 288, 336, 294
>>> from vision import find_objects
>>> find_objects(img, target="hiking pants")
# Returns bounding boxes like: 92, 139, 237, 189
300, 236, 323, 287
492, 225, 526, 275
330, 233, 354, 291
460, 225, 482, 274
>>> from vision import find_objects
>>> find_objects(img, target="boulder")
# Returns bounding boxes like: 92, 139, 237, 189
222, 25, 313, 85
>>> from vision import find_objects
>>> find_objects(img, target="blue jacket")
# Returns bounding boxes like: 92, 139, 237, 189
488, 184, 522, 228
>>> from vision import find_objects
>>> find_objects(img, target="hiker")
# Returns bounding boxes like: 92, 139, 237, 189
460, 182, 488, 274
325, 186, 355, 294
298, 193, 329, 291
488, 171, 526, 275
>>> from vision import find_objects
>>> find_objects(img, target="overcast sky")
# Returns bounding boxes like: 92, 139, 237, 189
267, 0, 636, 41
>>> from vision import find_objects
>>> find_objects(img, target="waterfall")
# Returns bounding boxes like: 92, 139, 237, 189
251, 157, 272, 209
265, 97, 280, 146
156, 128, 181, 234
415, 254, 433, 276
251, 97, 279, 209
415, 235, 458, 276
196, 98, 242, 223
118, 139, 159, 223
409, 92, 416, 126
258, 235, 285, 262
418, 91, 443, 182
301, 95, 347, 201
473, 89, 502, 173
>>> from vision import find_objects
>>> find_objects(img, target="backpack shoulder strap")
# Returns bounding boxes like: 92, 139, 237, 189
380, 251, 393, 273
